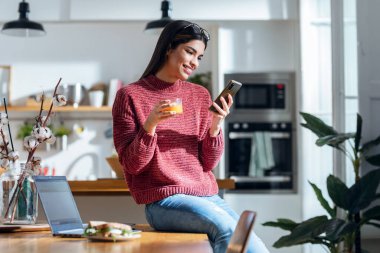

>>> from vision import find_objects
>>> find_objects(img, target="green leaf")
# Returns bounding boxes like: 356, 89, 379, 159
324, 219, 356, 243
362, 205, 380, 223
365, 154, 380, 166
355, 114, 362, 151
300, 112, 338, 138
348, 168, 380, 212
309, 181, 336, 218
273, 235, 323, 248
316, 133, 355, 147
262, 218, 298, 231
323, 219, 345, 242
272, 216, 328, 248
361, 135, 380, 153
52, 125, 72, 137
327, 175, 350, 209
315, 135, 337, 146
366, 222, 380, 229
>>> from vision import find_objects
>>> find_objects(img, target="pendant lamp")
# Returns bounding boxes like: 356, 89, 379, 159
144, 0, 173, 35
1, 0, 46, 37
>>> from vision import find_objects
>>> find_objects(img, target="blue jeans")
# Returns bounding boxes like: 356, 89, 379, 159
145, 194, 269, 253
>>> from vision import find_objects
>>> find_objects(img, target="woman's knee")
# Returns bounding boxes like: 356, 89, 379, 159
207, 216, 236, 242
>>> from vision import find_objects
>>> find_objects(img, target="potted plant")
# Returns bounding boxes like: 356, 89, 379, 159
187, 71, 212, 95
263, 112, 380, 253
52, 123, 72, 150
16, 122, 34, 140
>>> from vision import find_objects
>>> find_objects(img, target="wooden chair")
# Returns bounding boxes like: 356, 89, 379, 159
226, 210, 257, 253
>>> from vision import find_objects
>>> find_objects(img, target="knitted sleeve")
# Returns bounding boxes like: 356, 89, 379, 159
112, 88, 157, 175
197, 87, 224, 172
199, 120, 224, 172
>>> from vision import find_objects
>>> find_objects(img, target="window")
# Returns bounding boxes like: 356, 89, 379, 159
300, 1, 357, 252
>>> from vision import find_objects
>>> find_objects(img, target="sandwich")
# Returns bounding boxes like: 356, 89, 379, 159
84, 221, 140, 240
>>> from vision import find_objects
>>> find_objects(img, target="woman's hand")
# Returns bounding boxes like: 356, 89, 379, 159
209, 94, 233, 137
143, 100, 176, 135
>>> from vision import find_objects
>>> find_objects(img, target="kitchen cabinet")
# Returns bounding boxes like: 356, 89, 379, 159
1, 106, 112, 113
2, 106, 112, 121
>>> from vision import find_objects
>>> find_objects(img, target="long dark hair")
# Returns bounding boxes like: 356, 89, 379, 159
140, 20, 209, 79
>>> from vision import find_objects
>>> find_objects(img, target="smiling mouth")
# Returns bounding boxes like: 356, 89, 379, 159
183, 65, 193, 75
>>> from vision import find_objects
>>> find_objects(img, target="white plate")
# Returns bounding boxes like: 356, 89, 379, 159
86, 233, 141, 242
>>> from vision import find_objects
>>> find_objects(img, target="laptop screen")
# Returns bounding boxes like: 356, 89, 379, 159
34, 176, 83, 234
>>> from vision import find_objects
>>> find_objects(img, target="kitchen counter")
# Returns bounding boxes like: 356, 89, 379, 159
68, 179, 235, 195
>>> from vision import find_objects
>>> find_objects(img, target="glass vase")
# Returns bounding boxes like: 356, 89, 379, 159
0, 163, 38, 224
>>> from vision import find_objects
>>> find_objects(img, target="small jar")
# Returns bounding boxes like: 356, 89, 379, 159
0, 162, 38, 224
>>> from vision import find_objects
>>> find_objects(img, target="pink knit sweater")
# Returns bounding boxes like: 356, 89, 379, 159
112, 75, 224, 204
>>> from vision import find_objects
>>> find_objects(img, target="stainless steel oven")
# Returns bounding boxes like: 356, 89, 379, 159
224, 72, 296, 192
227, 122, 293, 190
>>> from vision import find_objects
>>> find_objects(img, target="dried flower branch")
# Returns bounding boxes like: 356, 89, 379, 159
3, 98, 14, 152
2, 77, 66, 222
37, 92, 45, 125
43, 78, 62, 127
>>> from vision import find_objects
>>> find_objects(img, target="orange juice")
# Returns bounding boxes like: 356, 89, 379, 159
162, 104, 183, 114
162, 98, 183, 114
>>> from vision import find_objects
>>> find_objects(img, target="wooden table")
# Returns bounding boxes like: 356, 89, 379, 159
0, 229, 213, 253
68, 179, 235, 195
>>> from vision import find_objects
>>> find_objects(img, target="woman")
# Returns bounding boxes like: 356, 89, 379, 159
112, 20, 269, 253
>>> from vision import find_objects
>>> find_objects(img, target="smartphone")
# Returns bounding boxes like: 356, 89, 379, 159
209, 80, 242, 113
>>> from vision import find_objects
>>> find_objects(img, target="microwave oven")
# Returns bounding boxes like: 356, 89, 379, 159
235, 83, 285, 109
224, 72, 295, 122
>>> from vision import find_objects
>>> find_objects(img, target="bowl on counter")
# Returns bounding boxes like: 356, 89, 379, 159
105, 156, 124, 179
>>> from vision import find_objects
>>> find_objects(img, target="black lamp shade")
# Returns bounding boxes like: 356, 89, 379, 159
2, 19, 45, 37
1, 1, 46, 37
145, 0, 173, 34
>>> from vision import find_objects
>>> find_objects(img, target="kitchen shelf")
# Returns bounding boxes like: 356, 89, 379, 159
68, 179, 235, 195
1, 106, 112, 112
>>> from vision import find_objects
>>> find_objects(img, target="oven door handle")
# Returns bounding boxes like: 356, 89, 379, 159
229, 132, 290, 139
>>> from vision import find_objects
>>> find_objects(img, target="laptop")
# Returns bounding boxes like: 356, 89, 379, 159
33, 176, 86, 237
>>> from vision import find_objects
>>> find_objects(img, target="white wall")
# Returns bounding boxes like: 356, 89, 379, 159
1, 22, 175, 104
0, 0, 298, 21
225, 193, 302, 253
357, 0, 380, 243
218, 21, 297, 73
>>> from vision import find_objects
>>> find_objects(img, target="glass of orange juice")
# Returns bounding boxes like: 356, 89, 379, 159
162, 98, 183, 114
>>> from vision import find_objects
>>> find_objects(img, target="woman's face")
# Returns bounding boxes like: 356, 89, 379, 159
164, 39, 206, 81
